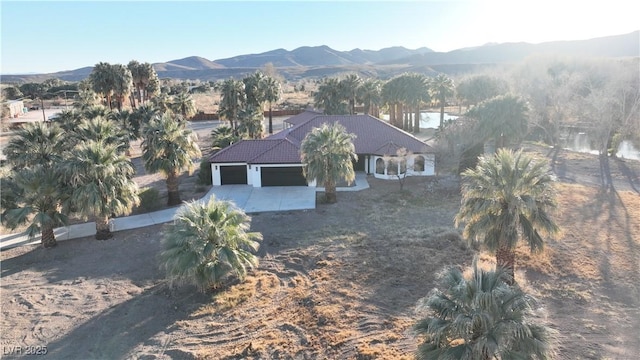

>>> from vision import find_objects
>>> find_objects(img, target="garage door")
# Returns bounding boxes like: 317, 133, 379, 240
220, 165, 247, 185
261, 167, 307, 186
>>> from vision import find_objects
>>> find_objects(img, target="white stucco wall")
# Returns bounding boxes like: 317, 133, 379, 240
372, 154, 435, 179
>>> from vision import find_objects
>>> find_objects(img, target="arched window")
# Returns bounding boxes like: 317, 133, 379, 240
375, 158, 385, 174
387, 158, 398, 175
414, 155, 425, 172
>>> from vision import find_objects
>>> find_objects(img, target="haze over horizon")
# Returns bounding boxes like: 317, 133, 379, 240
1, 1, 639, 75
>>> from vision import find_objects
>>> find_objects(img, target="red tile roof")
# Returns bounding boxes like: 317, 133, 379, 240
209, 111, 433, 164
283, 109, 323, 126
283, 114, 433, 155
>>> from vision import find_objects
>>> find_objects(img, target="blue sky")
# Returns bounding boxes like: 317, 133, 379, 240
1, 1, 638, 74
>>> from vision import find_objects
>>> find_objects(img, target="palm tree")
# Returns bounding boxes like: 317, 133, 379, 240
415, 260, 555, 359
74, 116, 130, 154
112, 64, 133, 111
170, 91, 197, 119
357, 78, 382, 117
151, 91, 172, 113
237, 105, 264, 139
141, 112, 201, 206
90, 62, 116, 109
466, 94, 529, 150
81, 104, 109, 121
262, 76, 281, 134
159, 197, 262, 291
2, 122, 66, 170
211, 126, 240, 151
340, 74, 362, 115
301, 122, 357, 203
382, 76, 405, 128
127, 60, 158, 107
430, 74, 455, 129
403, 73, 430, 133
243, 71, 265, 108
64, 141, 139, 240
313, 78, 348, 115
455, 149, 559, 283
217, 79, 245, 130
54, 109, 84, 133
2, 166, 70, 248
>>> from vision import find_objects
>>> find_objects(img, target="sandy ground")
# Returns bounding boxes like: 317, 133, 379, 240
1, 144, 639, 359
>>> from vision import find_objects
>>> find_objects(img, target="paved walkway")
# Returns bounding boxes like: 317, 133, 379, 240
0, 174, 370, 250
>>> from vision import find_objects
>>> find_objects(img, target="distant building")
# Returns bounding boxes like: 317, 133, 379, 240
7, 100, 25, 118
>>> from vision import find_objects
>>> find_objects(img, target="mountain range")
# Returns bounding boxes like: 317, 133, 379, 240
3, 31, 638, 83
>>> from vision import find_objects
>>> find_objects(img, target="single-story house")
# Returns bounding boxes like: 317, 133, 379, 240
209, 111, 435, 187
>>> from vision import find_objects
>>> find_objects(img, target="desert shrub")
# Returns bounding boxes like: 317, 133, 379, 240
138, 187, 161, 212
197, 158, 212, 185
159, 197, 262, 291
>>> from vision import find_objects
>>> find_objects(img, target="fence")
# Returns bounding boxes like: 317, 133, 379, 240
190, 109, 305, 122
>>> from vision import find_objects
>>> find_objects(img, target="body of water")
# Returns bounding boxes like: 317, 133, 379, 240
381, 112, 458, 129
564, 132, 640, 160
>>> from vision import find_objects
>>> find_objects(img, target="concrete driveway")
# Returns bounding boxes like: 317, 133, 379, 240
208, 185, 316, 213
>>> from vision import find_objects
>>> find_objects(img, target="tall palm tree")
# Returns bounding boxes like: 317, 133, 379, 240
466, 94, 529, 150
403, 73, 430, 133
141, 112, 201, 206
217, 79, 245, 130
243, 71, 265, 108
64, 141, 139, 240
301, 122, 357, 203
159, 197, 262, 291
455, 149, 559, 283
170, 91, 197, 119
112, 64, 133, 111
127, 60, 158, 107
2, 166, 70, 248
262, 76, 281, 134
415, 260, 555, 359
90, 62, 116, 109
313, 78, 348, 115
2, 122, 66, 170
430, 74, 455, 130
340, 74, 362, 115
357, 78, 382, 117
382, 76, 406, 128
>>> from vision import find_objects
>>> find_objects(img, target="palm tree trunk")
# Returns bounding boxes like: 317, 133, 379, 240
496, 244, 516, 285
439, 101, 445, 130
414, 107, 420, 133
396, 103, 404, 128
166, 171, 181, 206
325, 177, 337, 204
41, 224, 57, 248
268, 104, 273, 134
95, 215, 113, 240
389, 103, 395, 125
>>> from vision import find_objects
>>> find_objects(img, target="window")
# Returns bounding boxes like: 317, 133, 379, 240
387, 158, 398, 175
414, 155, 425, 172
376, 158, 385, 174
